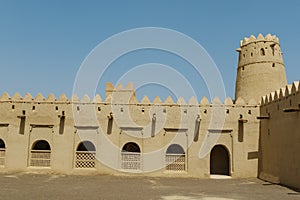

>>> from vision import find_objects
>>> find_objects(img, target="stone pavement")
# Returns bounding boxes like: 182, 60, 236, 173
0, 173, 299, 200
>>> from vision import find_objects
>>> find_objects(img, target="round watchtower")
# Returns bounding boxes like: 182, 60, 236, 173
235, 34, 287, 102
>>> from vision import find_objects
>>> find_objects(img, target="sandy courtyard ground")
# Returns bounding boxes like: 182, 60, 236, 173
0, 173, 299, 200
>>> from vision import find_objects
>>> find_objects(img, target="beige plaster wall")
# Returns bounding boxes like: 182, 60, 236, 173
235, 34, 287, 102
0, 87, 260, 178
259, 82, 300, 189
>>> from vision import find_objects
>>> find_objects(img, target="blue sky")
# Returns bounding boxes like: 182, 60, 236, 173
0, 1, 299, 101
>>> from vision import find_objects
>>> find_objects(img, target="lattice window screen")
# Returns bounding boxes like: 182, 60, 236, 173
166, 154, 185, 171
0, 149, 5, 166
75, 151, 96, 168
30, 150, 51, 167
121, 152, 141, 170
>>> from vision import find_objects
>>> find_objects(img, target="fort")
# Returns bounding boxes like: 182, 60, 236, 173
0, 34, 299, 190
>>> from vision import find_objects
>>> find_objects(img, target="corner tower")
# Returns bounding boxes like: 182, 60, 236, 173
235, 34, 287, 102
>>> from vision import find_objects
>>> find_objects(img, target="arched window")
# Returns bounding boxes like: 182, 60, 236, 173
32, 140, 51, 150
75, 141, 96, 169
122, 142, 141, 153
260, 48, 265, 56
0, 139, 5, 149
166, 144, 185, 171
121, 142, 141, 170
210, 145, 230, 176
77, 141, 96, 151
166, 144, 185, 154
0, 139, 6, 166
30, 140, 51, 167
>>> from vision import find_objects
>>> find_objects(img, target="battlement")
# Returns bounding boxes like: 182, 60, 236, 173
240, 33, 279, 47
261, 81, 300, 105
235, 33, 287, 103
237, 33, 284, 67
105, 82, 135, 99
0, 83, 259, 107
0, 33, 296, 187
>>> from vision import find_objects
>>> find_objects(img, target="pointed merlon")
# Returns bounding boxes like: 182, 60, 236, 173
141, 96, 151, 104
243, 37, 249, 45
265, 34, 273, 40
177, 97, 186, 105
212, 97, 222, 105
164, 96, 174, 104
106, 82, 114, 91
261, 96, 266, 105
291, 81, 299, 94
279, 87, 285, 98
188, 96, 198, 105
46, 93, 56, 102
70, 94, 79, 102
200, 96, 210, 106
248, 98, 257, 106
274, 90, 279, 100
0, 92, 11, 101
81, 94, 91, 103
105, 95, 112, 103
125, 82, 134, 90
224, 97, 233, 105
239, 40, 243, 47
269, 92, 275, 102
248, 35, 256, 42
116, 83, 124, 90
58, 94, 68, 102
93, 94, 102, 103
257, 33, 264, 40
264, 95, 269, 104
129, 95, 138, 104
235, 97, 245, 106
35, 93, 45, 102
285, 84, 292, 96
23, 93, 33, 101
12, 92, 22, 101
153, 96, 162, 104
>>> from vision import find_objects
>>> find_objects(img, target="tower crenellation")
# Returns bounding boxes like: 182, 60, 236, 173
237, 34, 283, 68
0, 33, 299, 189
235, 33, 287, 102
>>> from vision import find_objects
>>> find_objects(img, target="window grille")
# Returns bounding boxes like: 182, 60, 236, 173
0, 148, 5, 166
121, 152, 141, 170
166, 154, 185, 171
30, 150, 51, 167
75, 151, 96, 168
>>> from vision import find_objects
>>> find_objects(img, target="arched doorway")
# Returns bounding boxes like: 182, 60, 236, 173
30, 140, 51, 167
121, 142, 141, 170
166, 144, 185, 171
210, 145, 230, 175
0, 139, 6, 166
75, 141, 96, 169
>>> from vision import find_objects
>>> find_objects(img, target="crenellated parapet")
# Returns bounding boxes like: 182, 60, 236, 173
258, 81, 300, 189
239, 33, 279, 47
235, 33, 287, 103
261, 81, 300, 105
0, 83, 259, 108
0, 33, 283, 179
237, 34, 284, 68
